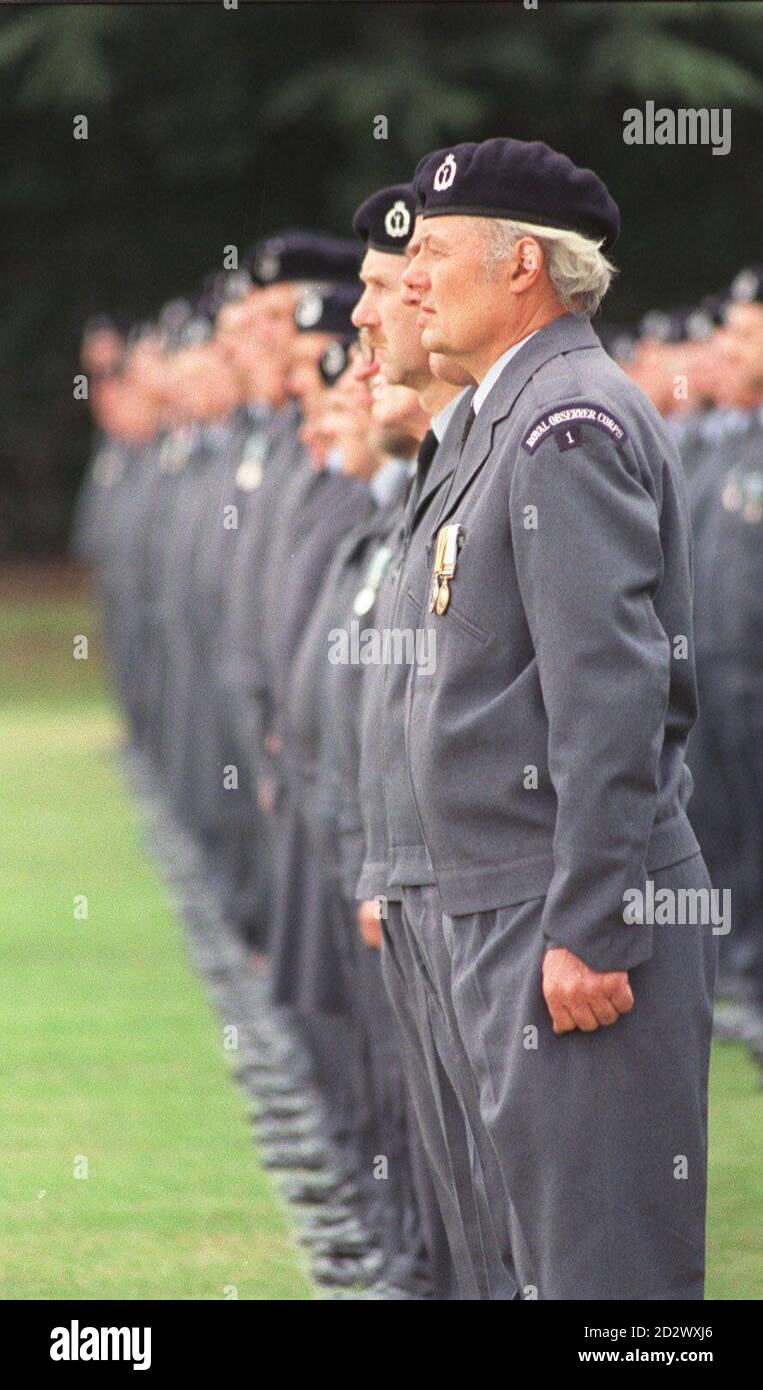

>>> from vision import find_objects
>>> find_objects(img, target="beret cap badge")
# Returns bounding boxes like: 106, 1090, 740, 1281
255, 250, 280, 283
384, 200, 412, 239
319, 340, 349, 384
352, 183, 416, 255
295, 291, 324, 328
433, 153, 457, 192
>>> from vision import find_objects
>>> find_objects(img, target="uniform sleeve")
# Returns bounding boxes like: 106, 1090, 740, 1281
510, 416, 670, 972
219, 518, 272, 785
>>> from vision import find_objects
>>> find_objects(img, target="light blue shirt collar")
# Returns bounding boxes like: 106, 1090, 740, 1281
370, 456, 412, 506
324, 446, 344, 474
472, 332, 539, 415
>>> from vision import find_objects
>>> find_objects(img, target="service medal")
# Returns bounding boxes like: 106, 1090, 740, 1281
353, 585, 376, 616
435, 579, 451, 615
236, 459, 263, 491
722, 482, 742, 512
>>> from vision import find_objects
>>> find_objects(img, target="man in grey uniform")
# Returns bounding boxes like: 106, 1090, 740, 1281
690, 292, 763, 1052
397, 137, 716, 1300
217, 232, 361, 958
352, 187, 514, 1298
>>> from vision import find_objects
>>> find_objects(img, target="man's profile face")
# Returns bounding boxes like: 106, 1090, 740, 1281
403, 216, 510, 361
256, 285, 299, 352
713, 307, 763, 405
170, 344, 238, 421
286, 332, 333, 418
352, 248, 429, 386
250, 284, 299, 406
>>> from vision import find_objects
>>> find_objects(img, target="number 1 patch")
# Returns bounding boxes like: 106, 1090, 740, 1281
522, 402, 628, 454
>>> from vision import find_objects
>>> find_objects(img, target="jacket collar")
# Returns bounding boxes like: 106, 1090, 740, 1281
430, 314, 601, 536
410, 385, 476, 535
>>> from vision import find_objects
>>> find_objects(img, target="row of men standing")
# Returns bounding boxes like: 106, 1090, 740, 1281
74, 138, 760, 1299
614, 287, 763, 1056
74, 211, 460, 1296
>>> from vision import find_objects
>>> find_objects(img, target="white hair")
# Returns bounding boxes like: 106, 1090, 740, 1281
482, 218, 617, 318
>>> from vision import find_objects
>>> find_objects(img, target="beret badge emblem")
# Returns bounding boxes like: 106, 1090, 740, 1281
433, 153, 457, 192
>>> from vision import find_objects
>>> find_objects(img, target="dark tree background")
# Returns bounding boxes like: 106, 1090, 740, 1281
2, 0, 763, 554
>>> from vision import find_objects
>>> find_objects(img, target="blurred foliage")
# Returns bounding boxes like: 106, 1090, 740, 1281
1, 1, 762, 553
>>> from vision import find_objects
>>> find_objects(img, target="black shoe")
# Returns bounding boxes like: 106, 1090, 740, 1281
249, 1075, 309, 1100
299, 1219, 374, 1255
254, 1115, 321, 1145
310, 1232, 377, 1260
312, 1251, 384, 1288
355, 1280, 436, 1300
260, 1138, 332, 1171
295, 1203, 356, 1232
237, 1058, 310, 1086
235, 1056, 282, 1080
252, 1095, 317, 1123
280, 1173, 357, 1205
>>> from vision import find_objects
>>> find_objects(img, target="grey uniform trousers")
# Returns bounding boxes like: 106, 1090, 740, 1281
398, 854, 717, 1301
382, 901, 518, 1300
346, 921, 435, 1295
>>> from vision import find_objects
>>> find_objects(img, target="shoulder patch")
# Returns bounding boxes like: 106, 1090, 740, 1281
522, 402, 628, 454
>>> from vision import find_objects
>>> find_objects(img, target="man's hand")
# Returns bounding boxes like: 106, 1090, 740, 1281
542, 946, 634, 1034
357, 898, 383, 949
256, 776, 276, 814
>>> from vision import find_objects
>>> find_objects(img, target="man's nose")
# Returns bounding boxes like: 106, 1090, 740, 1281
401, 258, 427, 297
351, 288, 376, 330
400, 277, 422, 307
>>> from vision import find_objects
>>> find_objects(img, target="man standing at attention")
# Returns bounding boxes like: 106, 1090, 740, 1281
398, 137, 717, 1300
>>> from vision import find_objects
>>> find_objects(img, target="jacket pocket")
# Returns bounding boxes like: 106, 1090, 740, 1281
407, 586, 488, 643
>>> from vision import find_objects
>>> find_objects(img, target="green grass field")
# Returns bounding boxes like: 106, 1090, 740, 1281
1, 578, 761, 1299
1, 579, 313, 1300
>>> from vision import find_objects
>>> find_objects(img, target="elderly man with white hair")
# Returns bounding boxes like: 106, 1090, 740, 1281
393, 137, 716, 1300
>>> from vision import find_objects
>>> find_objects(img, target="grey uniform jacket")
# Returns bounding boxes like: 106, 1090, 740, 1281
356, 391, 474, 902
218, 403, 302, 779
321, 478, 411, 900
406, 313, 700, 972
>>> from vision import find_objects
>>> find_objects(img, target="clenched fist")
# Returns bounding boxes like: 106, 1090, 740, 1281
357, 898, 383, 949
542, 946, 634, 1034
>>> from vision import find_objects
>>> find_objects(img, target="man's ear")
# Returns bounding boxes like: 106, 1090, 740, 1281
510, 237, 545, 292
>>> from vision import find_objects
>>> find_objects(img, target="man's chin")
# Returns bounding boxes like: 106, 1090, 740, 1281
378, 364, 405, 388
420, 325, 446, 354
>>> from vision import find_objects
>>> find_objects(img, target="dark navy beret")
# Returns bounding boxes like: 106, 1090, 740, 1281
125, 319, 159, 347
197, 270, 236, 318
413, 138, 620, 251
83, 313, 118, 338
220, 269, 253, 304
247, 229, 362, 286
698, 292, 729, 327
295, 283, 360, 335
639, 307, 691, 344
596, 322, 641, 362
686, 299, 727, 341
730, 265, 763, 305
178, 315, 214, 348
159, 298, 193, 338
352, 184, 416, 254
84, 312, 134, 339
